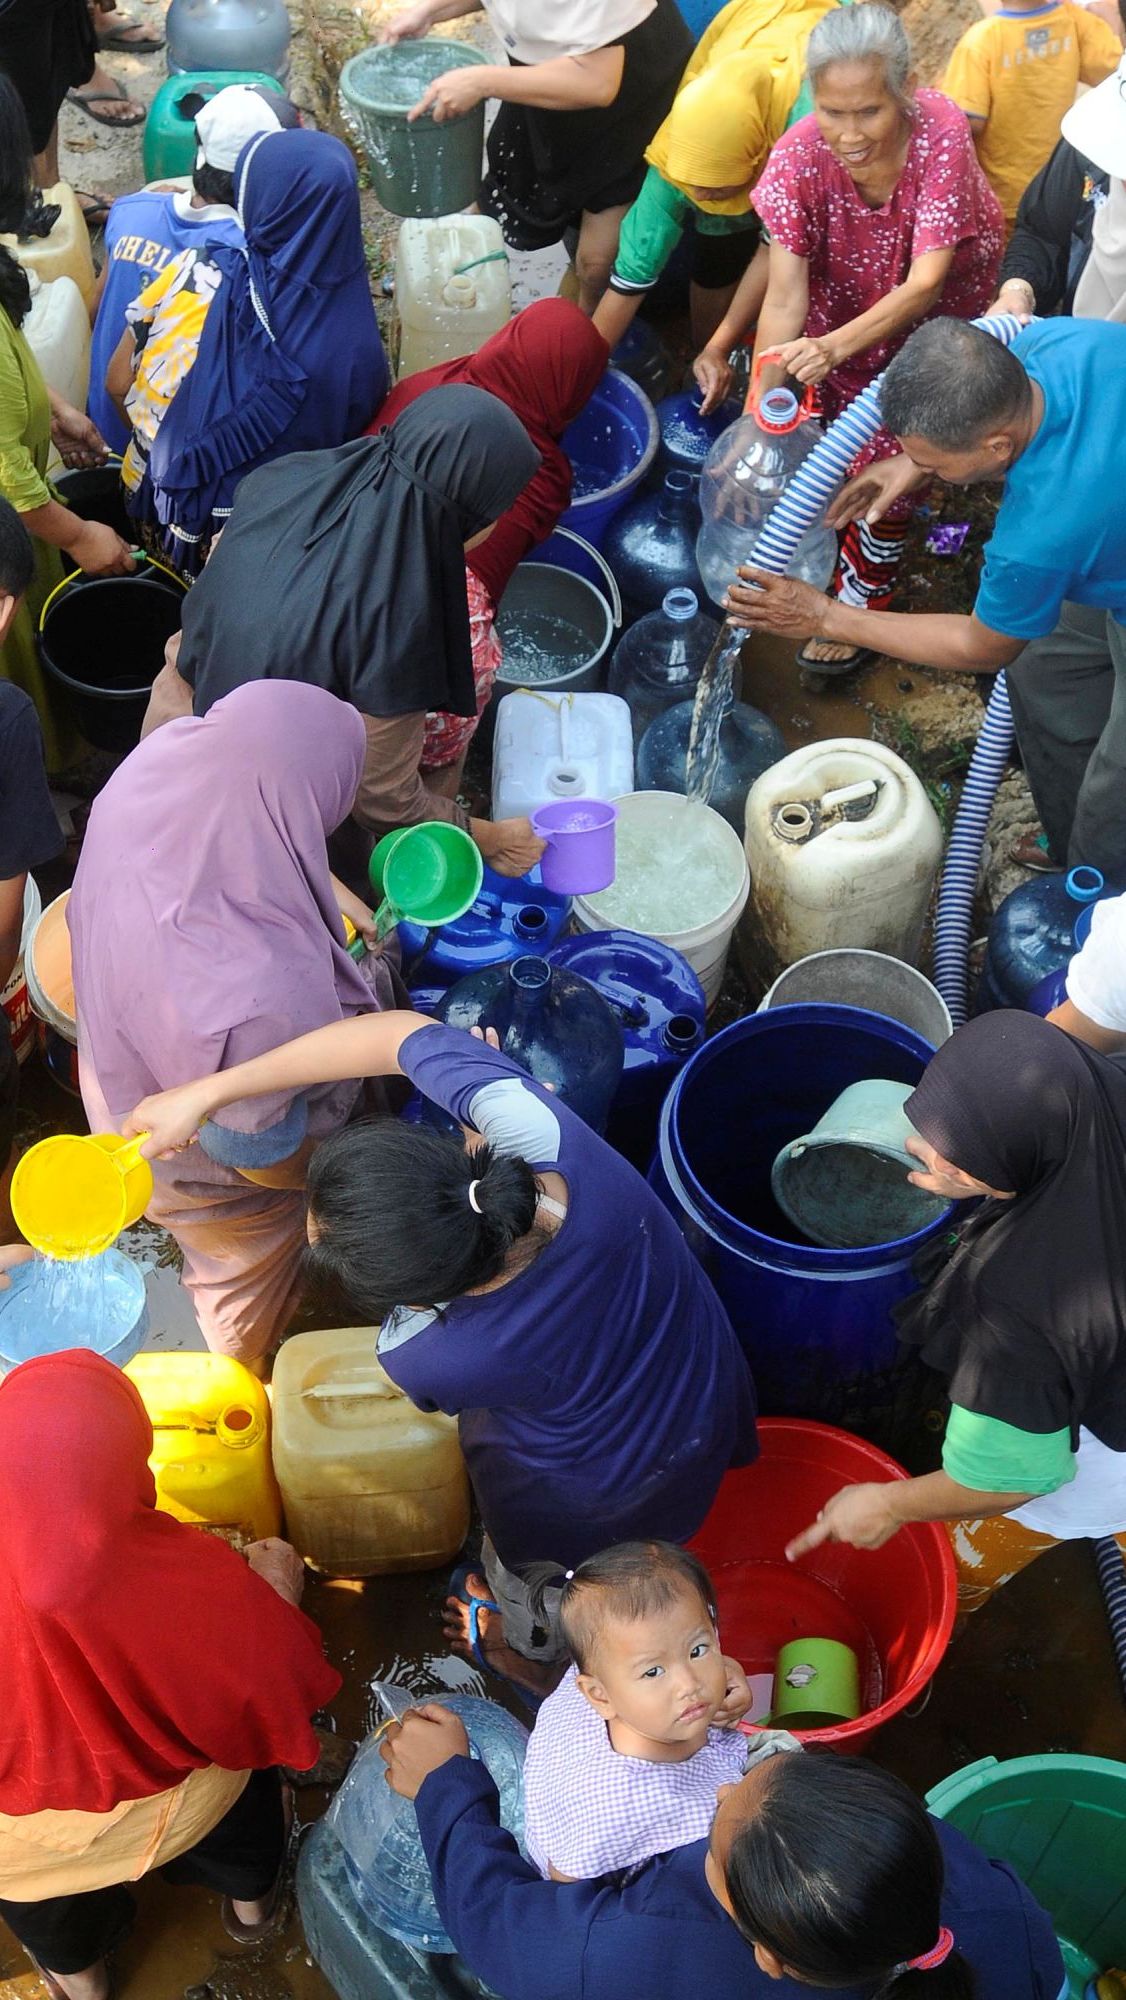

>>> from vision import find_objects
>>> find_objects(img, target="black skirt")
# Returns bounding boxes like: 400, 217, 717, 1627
481, 0, 693, 250
0, 0, 97, 154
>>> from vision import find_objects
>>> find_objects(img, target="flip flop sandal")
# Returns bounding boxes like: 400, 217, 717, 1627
30, 1957, 116, 2000
794, 641, 876, 677
74, 191, 113, 229
97, 21, 166, 52
446, 1562, 544, 1716
67, 84, 146, 129
1009, 829, 1061, 873
221, 1868, 287, 1946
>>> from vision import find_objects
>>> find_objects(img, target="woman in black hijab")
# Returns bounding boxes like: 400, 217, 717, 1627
786, 1010, 1126, 1611
142, 384, 545, 879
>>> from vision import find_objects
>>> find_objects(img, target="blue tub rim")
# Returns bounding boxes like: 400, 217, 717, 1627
564, 367, 659, 515
659, 1001, 954, 1272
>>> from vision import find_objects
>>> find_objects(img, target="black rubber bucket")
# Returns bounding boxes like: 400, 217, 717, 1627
38, 567, 186, 753
53, 464, 131, 547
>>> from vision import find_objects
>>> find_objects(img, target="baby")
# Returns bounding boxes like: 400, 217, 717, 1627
523, 1541, 761, 1881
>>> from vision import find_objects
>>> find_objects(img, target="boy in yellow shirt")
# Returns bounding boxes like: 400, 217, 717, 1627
943, 1, 1121, 228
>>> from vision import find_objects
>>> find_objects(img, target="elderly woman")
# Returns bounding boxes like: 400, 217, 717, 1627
381, 0, 692, 312
593, 0, 841, 352
786, 1011, 1126, 1616
694, 2, 1003, 672
0, 1348, 338, 2000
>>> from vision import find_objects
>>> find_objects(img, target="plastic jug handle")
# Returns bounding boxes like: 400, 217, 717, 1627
746, 349, 818, 428
114, 1133, 150, 1171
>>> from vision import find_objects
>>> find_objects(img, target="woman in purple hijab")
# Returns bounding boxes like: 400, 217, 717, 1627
67, 681, 402, 1362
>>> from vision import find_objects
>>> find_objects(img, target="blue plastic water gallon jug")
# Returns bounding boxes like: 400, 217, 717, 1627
603, 469, 706, 626
656, 384, 741, 477
396, 863, 571, 989
636, 688, 785, 831
608, 586, 719, 747
328, 1687, 528, 1955
436, 954, 624, 1133
977, 865, 1104, 1012
547, 928, 706, 1165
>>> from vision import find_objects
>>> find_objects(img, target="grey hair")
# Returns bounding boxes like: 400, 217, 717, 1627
881, 319, 1032, 451
806, 3, 914, 108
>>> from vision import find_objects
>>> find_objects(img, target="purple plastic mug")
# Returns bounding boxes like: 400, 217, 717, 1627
530, 799, 618, 895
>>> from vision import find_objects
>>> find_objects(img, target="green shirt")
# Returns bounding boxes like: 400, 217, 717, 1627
943, 1405, 1076, 1497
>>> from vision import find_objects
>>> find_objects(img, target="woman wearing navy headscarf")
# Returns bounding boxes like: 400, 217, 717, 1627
107, 126, 389, 575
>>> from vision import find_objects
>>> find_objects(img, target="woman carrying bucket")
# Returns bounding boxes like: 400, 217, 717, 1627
371, 300, 609, 798
124, 1013, 759, 1704
382, 0, 693, 313
67, 681, 406, 1364
786, 1011, 1126, 1617
145, 387, 547, 884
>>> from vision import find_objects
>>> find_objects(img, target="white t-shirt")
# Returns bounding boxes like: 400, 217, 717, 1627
1066, 892, 1126, 1030
1013, 1428, 1126, 1539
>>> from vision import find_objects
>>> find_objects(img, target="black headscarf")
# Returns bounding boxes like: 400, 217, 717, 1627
180, 384, 541, 720
897, 1010, 1126, 1450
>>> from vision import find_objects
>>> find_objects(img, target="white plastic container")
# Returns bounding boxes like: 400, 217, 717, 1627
394, 214, 510, 378
0, 876, 42, 1065
24, 272, 90, 413
491, 689, 634, 822
742, 740, 944, 982
573, 790, 749, 1008
271, 1328, 471, 1578
1, 184, 96, 308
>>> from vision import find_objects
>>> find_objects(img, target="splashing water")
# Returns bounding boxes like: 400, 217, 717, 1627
685, 624, 743, 808
32, 1253, 133, 1354
584, 799, 744, 934
496, 609, 587, 682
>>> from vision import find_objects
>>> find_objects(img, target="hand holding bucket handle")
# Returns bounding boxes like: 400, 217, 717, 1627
746, 350, 819, 427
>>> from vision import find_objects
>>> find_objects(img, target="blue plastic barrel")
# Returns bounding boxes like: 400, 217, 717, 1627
396, 863, 571, 988
547, 928, 705, 1165
649, 1005, 953, 1432
560, 369, 659, 549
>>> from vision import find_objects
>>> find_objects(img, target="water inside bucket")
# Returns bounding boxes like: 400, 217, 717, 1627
776, 1143, 946, 1251
714, 1562, 884, 1726
344, 43, 468, 110
569, 458, 609, 499
0, 1251, 143, 1366
496, 608, 589, 683
585, 797, 743, 934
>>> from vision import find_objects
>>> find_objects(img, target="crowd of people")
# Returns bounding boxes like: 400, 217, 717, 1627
1, 0, 1126, 1993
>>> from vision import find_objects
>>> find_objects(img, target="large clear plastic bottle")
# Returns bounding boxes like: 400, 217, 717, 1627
696, 384, 837, 609
608, 586, 720, 746
166, 0, 292, 78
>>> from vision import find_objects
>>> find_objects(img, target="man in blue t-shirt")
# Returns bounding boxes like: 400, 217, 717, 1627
726, 315, 1126, 884
88, 82, 300, 453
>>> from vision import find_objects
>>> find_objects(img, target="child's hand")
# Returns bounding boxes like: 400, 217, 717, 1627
713, 1656, 753, 1728
379, 1704, 470, 1799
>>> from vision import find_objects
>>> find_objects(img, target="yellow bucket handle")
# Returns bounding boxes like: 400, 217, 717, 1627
38, 551, 187, 633
113, 1132, 150, 1172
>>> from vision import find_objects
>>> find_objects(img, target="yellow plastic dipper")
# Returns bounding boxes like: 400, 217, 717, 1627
11, 1132, 154, 1260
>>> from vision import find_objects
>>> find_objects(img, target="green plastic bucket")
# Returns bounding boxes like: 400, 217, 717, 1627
927, 1753, 1126, 1994
369, 823, 484, 937
339, 40, 487, 219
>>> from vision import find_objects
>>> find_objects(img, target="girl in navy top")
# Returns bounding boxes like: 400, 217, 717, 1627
128, 1014, 757, 1700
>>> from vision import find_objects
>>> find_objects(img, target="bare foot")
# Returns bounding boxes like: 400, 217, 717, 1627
800, 637, 865, 665
443, 1573, 563, 1700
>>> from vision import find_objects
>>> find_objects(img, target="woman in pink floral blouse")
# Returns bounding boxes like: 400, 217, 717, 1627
695, 3, 1003, 673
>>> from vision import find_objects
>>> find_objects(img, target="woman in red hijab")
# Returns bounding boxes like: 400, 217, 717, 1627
0, 1349, 340, 2000
371, 298, 609, 792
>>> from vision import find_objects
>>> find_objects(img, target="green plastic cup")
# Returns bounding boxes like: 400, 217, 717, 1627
369, 823, 483, 938
770, 1638, 861, 1729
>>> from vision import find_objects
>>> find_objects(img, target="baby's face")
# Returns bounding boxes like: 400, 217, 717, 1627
579, 1585, 729, 1753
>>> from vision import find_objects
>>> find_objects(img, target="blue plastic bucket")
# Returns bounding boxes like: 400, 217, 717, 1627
560, 368, 659, 549
649, 1004, 953, 1432
0, 1249, 149, 1374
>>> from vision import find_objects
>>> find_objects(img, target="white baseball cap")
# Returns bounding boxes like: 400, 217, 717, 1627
195, 83, 300, 175
1062, 54, 1126, 179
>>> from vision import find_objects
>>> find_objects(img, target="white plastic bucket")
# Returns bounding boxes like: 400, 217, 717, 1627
572, 791, 749, 1009
1, 876, 43, 1063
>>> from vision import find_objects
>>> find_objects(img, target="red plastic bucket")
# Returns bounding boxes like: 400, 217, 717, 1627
689, 1418, 956, 1752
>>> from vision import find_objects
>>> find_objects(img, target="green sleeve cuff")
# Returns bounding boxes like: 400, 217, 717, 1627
943, 1405, 1076, 1496
611, 168, 692, 295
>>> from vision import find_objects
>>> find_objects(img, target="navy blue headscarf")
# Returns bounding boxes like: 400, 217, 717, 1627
147, 127, 388, 541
